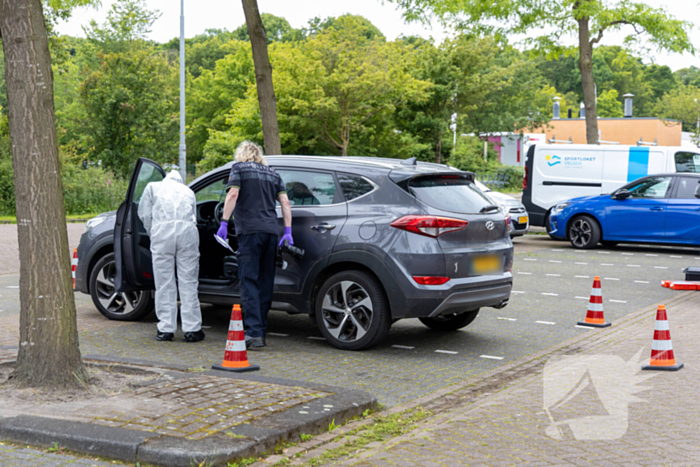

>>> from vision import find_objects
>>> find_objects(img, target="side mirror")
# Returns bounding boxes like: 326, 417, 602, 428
695, 185, 700, 199
613, 189, 632, 200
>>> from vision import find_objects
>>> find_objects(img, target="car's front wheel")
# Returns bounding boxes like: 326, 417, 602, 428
89, 253, 154, 321
315, 271, 391, 350
419, 309, 480, 332
568, 215, 601, 249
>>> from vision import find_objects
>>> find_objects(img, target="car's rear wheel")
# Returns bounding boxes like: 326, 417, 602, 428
315, 271, 391, 350
419, 309, 480, 332
89, 253, 154, 321
568, 215, 601, 249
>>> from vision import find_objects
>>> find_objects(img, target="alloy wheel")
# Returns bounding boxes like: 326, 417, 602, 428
321, 281, 373, 342
570, 219, 592, 248
94, 259, 144, 315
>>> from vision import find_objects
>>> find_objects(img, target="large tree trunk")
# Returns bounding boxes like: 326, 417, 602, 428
0, 0, 86, 387
577, 14, 599, 144
242, 0, 281, 156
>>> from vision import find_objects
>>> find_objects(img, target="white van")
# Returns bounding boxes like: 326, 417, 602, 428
522, 144, 700, 229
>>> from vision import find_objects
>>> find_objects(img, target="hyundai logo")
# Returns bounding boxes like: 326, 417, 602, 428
485, 221, 495, 230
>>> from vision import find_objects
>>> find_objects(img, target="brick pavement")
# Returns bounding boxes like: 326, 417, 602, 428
0, 223, 85, 276
327, 292, 700, 466
0, 443, 119, 466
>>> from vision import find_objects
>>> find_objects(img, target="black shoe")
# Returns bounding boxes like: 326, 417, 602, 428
245, 336, 266, 349
156, 331, 174, 342
184, 330, 205, 343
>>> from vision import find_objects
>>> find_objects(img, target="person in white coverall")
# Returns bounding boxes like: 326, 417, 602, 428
138, 170, 205, 342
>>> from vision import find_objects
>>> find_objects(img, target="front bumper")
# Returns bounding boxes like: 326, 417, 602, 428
547, 213, 567, 239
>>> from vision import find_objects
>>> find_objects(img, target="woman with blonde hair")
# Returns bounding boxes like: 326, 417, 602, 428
215, 141, 293, 349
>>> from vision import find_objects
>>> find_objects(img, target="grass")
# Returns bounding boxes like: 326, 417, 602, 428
0, 213, 100, 223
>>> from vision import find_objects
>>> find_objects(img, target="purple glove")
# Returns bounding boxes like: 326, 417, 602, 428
216, 221, 228, 240
279, 226, 293, 246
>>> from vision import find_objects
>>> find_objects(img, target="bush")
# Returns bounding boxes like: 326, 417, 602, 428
61, 163, 128, 215
448, 135, 523, 191
0, 157, 14, 215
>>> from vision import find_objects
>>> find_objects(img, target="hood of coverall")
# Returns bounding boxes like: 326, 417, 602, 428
165, 170, 184, 184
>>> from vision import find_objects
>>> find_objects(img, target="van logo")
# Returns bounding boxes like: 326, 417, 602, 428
546, 155, 561, 166
485, 221, 495, 230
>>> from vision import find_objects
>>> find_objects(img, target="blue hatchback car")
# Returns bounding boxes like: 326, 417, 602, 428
549, 173, 700, 249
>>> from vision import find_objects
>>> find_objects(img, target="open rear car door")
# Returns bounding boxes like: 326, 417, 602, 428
114, 158, 166, 292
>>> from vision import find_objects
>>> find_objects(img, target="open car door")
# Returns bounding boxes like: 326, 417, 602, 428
114, 158, 166, 292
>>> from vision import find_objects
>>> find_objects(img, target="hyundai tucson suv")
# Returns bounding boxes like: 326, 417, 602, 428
74, 156, 513, 350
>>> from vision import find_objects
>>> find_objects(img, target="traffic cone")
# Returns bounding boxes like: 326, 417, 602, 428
71, 248, 78, 289
642, 305, 683, 371
577, 276, 611, 328
212, 305, 260, 373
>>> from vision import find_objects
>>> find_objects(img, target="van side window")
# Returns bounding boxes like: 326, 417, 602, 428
627, 177, 672, 199
675, 177, 700, 199
675, 152, 700, 173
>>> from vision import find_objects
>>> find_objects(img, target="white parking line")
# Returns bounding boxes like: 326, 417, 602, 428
574, 251, 587, 253
575, 325, 593, 329
512, 291, 526, 294
551, 249, 563, 252
627, 265, 640, 268
646, 254, 658, 257
541, 293, 559, 297
6, 286, 18, 289
497, 317, 517, 321
517, 272, 532, 275
604, 277, 620, 281
267, 333, 289, 337
575, 296, 589, 300
622, 253, 634, 256
575, 275, 590, 279
546, 274, 561, 277
435, 350, 458, 355
601, 263, 614, 266
524, 258, 538, 261
480, 355, 504, 360
392, 345, 415, 350
599, 251, 610, 254
634, 280, 650, 284
536, 321, 556, 325
549, 260, 562, 263
654, 266, 668, 269
670, 256, 683, 258
575, 262, 588, 265
610, 299, 627, 304
307, 336, 326, 341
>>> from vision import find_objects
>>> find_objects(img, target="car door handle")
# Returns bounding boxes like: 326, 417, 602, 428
650, 206, 664, 211
311, 223, 336, 231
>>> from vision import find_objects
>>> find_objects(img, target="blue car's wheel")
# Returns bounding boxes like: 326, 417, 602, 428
568, 215, 601, 249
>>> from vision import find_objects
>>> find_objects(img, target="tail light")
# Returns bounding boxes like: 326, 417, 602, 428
505, 214, 511, 225
523, 166, 528, 190
413, 276, 450, 285
391, 215, 468, 238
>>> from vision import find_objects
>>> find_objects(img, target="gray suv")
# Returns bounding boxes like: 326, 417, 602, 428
74, 156, 513, 350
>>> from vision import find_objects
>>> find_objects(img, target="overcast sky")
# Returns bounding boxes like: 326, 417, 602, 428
55, 0, 700, 71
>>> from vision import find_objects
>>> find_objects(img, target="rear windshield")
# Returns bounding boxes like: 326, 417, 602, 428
409, 176, 493, 214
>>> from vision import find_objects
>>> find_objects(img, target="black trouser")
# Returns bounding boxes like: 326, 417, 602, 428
237, 233, 278, 338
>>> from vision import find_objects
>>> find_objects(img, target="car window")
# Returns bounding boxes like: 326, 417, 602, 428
337, 174, 375, 201
277, 170, 337, 206
132, 163, 163, 203
674, 177, 700, 199
675, 152, 700, 173
409, 176, 492, 214
195, 178, 226, 202
626, 177, 672, 199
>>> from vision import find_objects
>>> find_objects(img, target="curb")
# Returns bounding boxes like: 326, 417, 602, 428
0, 360, 377, 467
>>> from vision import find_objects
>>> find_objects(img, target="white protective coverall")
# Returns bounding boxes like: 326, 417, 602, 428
137, 170, 202, 333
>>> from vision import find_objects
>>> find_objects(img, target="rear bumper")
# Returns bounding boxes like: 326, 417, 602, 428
428, 281, 512, 317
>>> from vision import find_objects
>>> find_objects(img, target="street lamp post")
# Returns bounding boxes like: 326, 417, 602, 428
178, 0, 186, 181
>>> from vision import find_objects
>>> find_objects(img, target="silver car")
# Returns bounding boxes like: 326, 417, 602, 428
475, 180, 529, 237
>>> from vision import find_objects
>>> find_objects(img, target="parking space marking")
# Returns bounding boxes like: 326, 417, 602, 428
517, 272, 532, 275
541, 293, 559, 297
551, 249, 563, 252
575, 262, 588, 265
267, 333, 289, 337
622, 253, 634, 256
497, 317, 517, 321
654, 266, 668, 269
610, 299, 627, 304
599, 251, 610, 254
604, 277, 620, 281
524, 258, 537, 261
549, 260, 562, 263
545, 274, 560, 277
627, 264, 640, 267
307, 336, 326, 341
574, 250, 587, 253
435, 350, 458, 355
575, 325, 593, 329
512, 291, 526, 294
575, 296, 589, 300
392, 345, 415, 350
6, 286, 18, 289
536, 321, 556, 325
646, 254, 659, 257
670, 255, 683, 258
480, 355, 504, 360
601, 263, 614, 266
575, 275, 590, 279
634, 280, 650, 284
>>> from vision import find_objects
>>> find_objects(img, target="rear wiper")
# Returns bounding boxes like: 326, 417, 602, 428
480, 205, 500, 214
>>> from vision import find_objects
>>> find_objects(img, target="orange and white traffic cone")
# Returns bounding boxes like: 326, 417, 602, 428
71, 248, 78, 289
642, 305, 683, 371
577, 276, 611, 328
212, 305, 260, 373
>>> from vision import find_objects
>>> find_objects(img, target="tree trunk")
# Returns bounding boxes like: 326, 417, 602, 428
434, 138, 442, 164
577, 14, 599, 144
242, 0, 281, 156
0, 0, 87, 387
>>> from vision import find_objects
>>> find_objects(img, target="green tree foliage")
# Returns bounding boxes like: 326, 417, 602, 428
232, 13, 293, 43
83, 0, 161, 53
653, 85, 700, 139
597, 89, 624, 117
675, 66, 700, 88
79, 49, 179, 177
